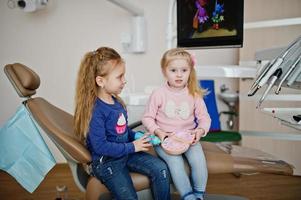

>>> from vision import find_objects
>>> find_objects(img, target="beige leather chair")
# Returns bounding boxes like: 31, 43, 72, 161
4, 63, 294, 200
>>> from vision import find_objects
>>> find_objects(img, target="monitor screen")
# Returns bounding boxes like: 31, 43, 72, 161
177, 0, 244, 48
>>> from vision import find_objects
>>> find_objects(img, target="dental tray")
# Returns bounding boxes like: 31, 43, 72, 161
261, 107, 301, 130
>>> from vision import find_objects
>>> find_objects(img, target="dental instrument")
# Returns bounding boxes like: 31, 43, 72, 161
287, 61, 301, 87
248, 61, 271, 96
257, 52, 286, 88
248, 36, 301, 96
256, 68, 282, 108
275, 56, 301, 94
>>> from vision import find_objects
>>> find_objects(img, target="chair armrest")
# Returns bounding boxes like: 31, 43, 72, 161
129, 121, 143, 129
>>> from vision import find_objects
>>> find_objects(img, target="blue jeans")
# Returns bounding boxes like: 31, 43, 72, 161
155, 142, 208, 200
92, 152, 170, 200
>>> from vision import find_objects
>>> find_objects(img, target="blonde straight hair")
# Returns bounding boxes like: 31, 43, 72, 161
161, 48, 206, 97
74, 47, 125, 141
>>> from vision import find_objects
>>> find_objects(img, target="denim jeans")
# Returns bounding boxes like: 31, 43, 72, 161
155, 142, 208, 200
92, 152, 170, 200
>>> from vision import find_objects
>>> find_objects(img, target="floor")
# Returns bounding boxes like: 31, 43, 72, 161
1, 164, 301, 200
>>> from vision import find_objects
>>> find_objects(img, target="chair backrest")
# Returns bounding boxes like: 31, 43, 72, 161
4, 63, 91, 164
199, 80, 221, 132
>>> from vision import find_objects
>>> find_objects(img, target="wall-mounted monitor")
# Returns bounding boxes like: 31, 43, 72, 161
177, 0, 244, 48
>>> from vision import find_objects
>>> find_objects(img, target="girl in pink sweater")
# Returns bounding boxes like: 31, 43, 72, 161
142, 48, 211, 200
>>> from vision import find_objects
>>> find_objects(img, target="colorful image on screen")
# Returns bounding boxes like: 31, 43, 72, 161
177, 0, 244, 48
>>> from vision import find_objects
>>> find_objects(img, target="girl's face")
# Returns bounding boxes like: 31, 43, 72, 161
100, 62, 126, 95
164, 58, 191, 90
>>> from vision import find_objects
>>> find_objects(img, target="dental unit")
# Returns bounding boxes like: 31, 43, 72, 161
248, 35, 301, 130
248, 35, 301, 97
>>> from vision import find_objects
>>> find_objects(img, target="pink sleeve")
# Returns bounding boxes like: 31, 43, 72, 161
142, 91, 161, 134
194, 97, 211, 136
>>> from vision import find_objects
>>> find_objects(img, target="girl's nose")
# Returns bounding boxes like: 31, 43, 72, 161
176, 71, 182, 77
121, 76, 126, 84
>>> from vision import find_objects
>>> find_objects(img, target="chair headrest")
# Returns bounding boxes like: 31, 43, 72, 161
4, 63, 40, 98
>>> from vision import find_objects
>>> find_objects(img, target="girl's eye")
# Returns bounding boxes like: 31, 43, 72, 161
170, 69, 176, 72
182, 69, 187, 72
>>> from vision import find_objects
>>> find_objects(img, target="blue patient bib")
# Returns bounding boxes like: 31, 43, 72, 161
0, 105, 56, 193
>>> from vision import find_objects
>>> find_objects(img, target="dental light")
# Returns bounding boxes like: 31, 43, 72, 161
107, 0, 146, 53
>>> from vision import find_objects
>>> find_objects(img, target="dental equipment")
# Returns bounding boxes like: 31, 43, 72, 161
248, 35, 301, 131
248, 61, 271, 96
107, 0, 146, 53
248, 60, 271, 96
287, 61, 301, 87
293, 115, 301, 124
256, 68, 282, 108
248, 36, 301, 96
275, 56, 301, 94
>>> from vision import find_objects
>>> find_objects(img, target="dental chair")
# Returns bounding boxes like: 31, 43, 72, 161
3, 63, 294, 200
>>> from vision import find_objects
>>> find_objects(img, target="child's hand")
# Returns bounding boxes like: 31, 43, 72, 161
132, 135, 152, 152
190, 128, 205, 145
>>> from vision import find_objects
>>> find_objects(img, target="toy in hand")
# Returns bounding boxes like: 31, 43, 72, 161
161, 131, 195, 155
134, 131, 161, 145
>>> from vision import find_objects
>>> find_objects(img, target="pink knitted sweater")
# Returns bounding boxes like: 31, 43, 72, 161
142, 84, 211, 136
